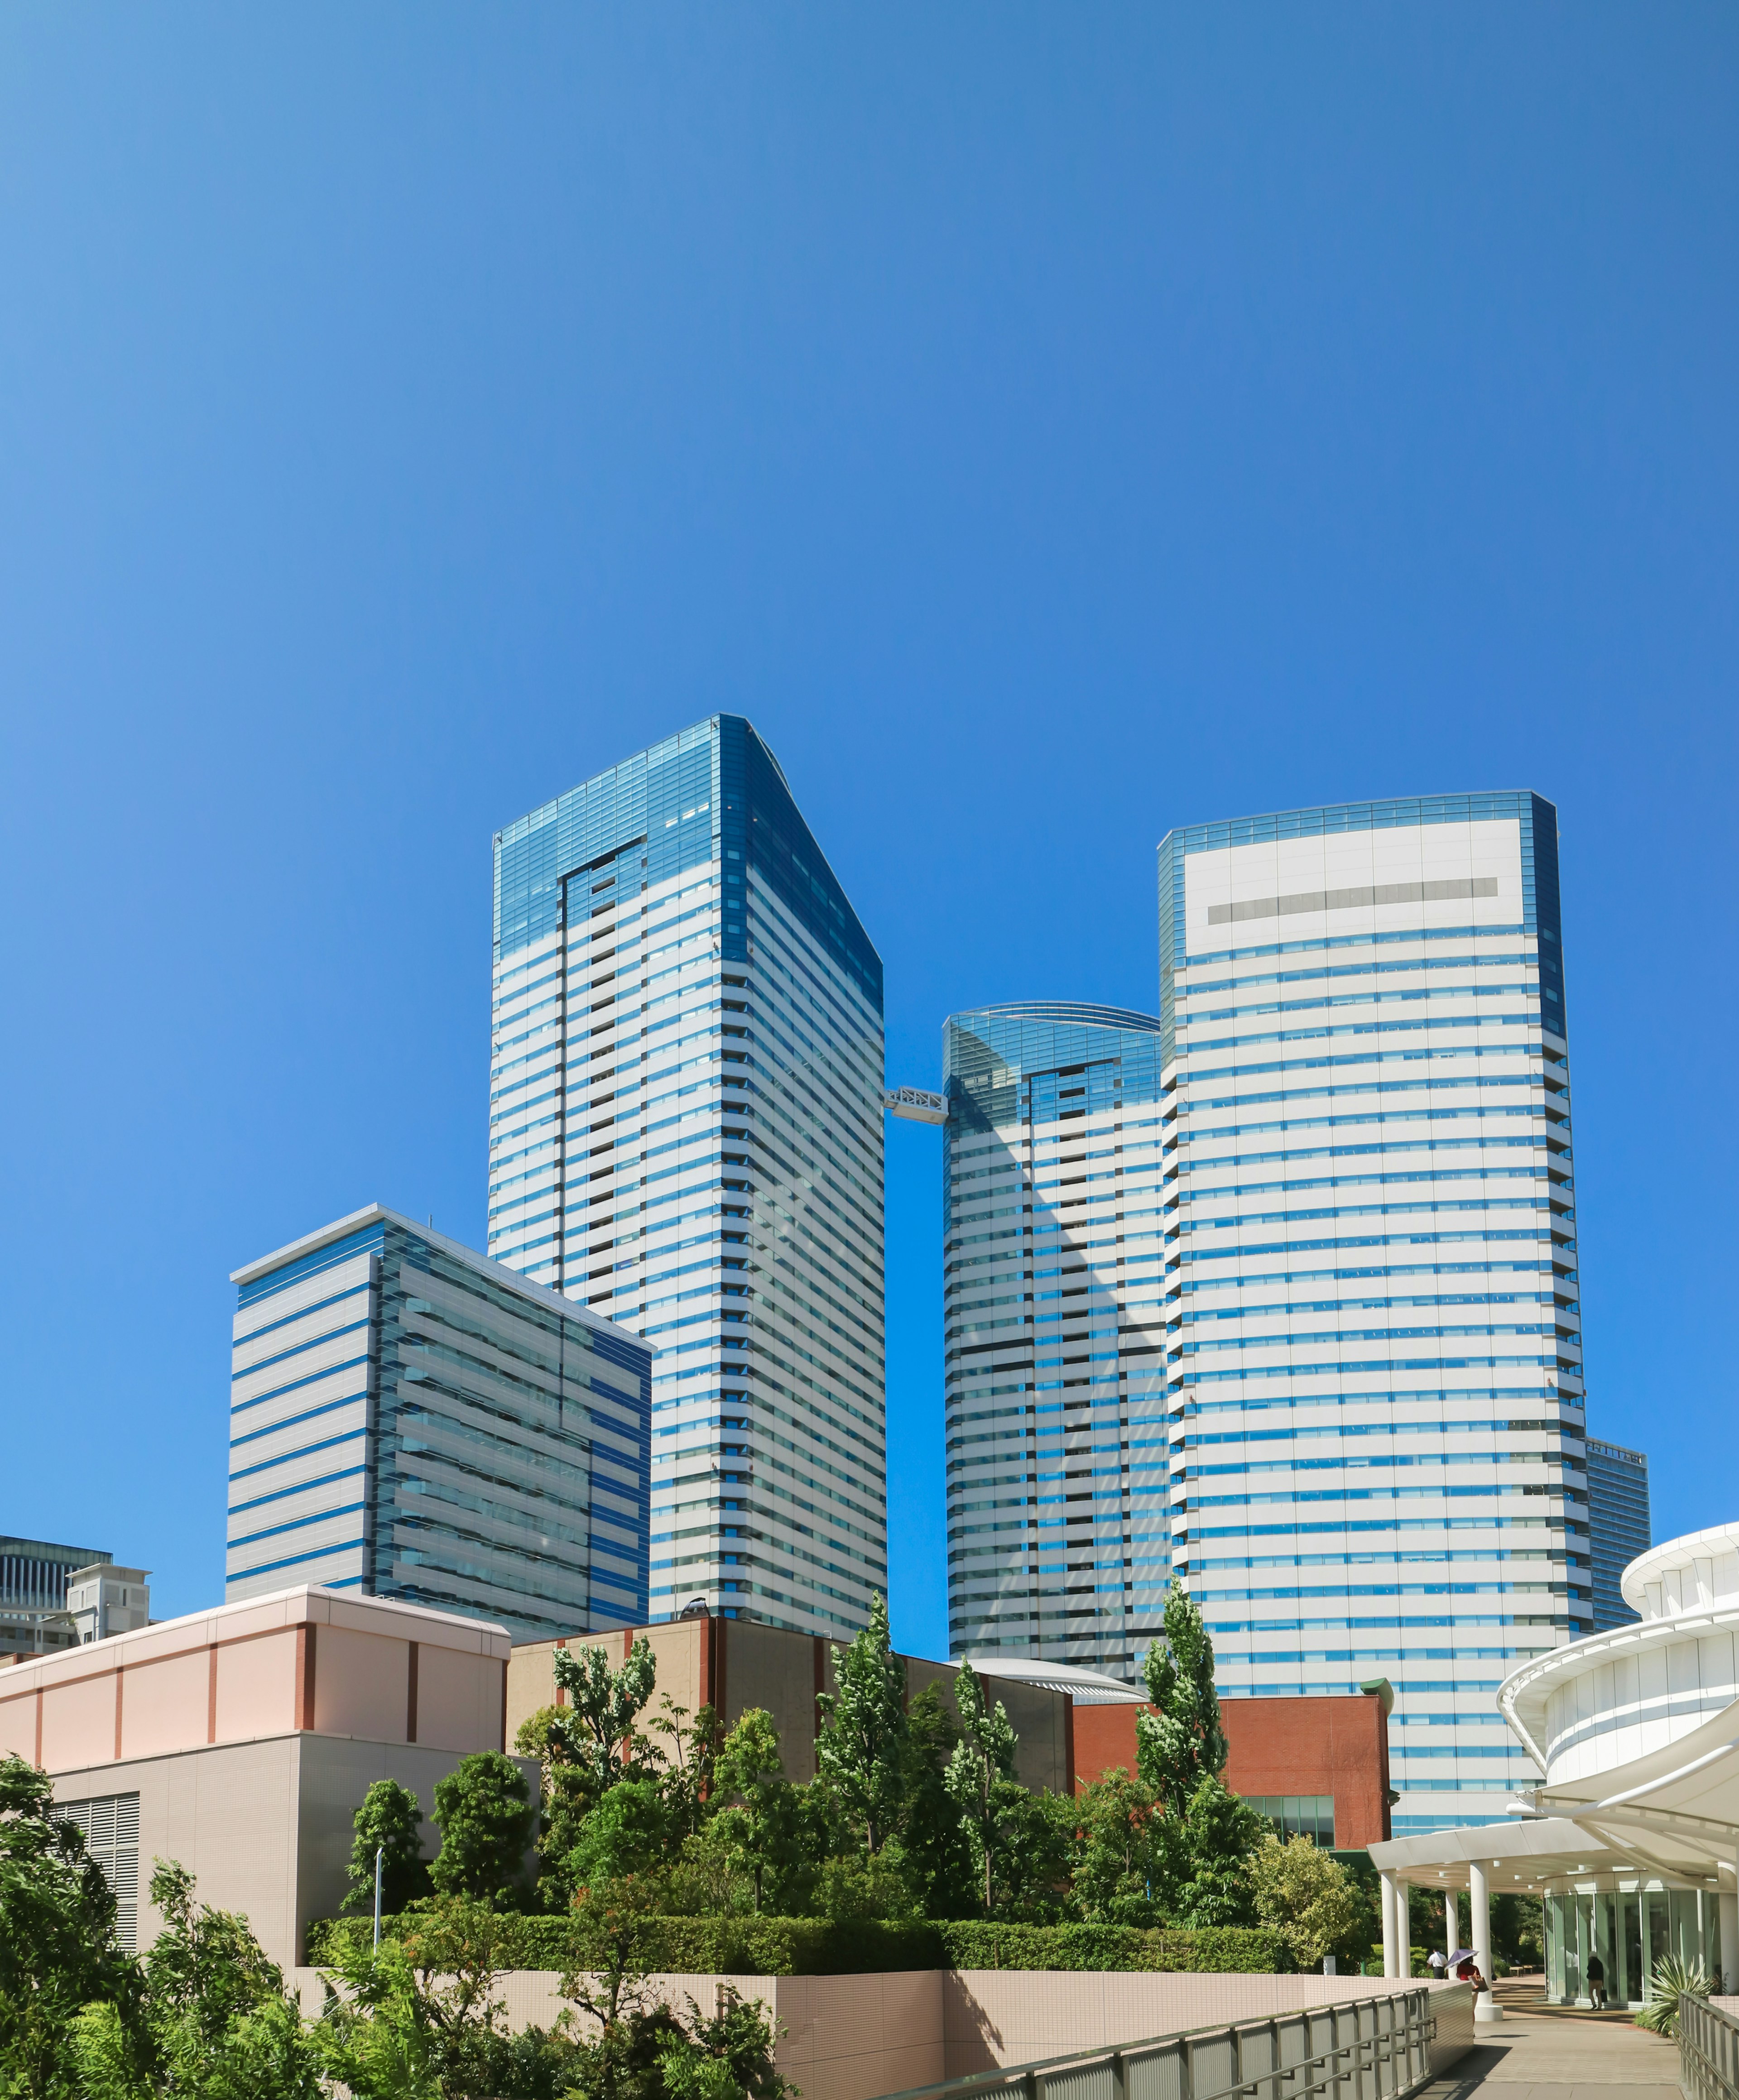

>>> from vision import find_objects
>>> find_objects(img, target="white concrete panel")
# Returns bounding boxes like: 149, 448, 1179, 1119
233, 1254, 374, 1342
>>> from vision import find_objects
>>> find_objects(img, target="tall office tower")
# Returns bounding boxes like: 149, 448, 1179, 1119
942, 1004, 1173, 1674
1587, 1438, 1650, 1631
227, 1204, 652, 1642
488, 716, 887, 1636
1157, 793, 1589, 1836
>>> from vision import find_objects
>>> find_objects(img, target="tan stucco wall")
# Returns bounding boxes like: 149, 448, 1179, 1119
0, 1586, 511, 1776
50, 1731, 539, 1971
508, 1620, 1070, 1793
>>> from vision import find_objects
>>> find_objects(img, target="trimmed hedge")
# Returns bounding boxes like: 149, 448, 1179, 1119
305, 1913, 1285, 1977
937, 1922, 1284, 1974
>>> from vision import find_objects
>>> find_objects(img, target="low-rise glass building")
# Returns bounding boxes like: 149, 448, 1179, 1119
227, 1205, 652, 1641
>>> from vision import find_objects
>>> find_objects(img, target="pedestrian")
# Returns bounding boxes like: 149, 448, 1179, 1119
1586, 1951, 1607, 2010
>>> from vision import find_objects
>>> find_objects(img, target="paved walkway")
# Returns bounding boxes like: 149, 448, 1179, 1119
1414, 2000, 1682, 2100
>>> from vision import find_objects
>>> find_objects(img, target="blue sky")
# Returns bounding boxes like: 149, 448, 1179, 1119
2, 6, 1734, 1663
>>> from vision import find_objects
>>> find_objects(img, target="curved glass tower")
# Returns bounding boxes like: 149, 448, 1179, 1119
942, 1002, 1174, 1671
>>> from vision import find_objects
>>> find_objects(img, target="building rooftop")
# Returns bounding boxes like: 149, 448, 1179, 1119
229, 1203, 652, 1353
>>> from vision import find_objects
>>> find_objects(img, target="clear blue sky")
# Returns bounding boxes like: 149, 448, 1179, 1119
3, 7, 1734, 1662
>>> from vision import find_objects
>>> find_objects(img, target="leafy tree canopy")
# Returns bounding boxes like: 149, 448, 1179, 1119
430, 1752, 537, 1906
1136, 1588, 1230, 1814
815, 1595, 908, 1857
343, 1778, 432, 1917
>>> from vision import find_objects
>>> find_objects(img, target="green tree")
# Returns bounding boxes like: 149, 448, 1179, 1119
655, 1990, 792, 2100
815, 1594, 908, 1856
894, 1683, 975, 1919
1163, 1775, 1267, 1927
568, 1780, 673, 1897
0, 1753, 146, 2100
1072, 1768, 1163, 1926
316, 1892, 579, 2100
1247, 1833, 1364, 1968
552, 1638, 659, 1793
942, 1661, 1019, 1913
1136, 1588, 1230, 1813
344, 1778, 432, 1916
68, 1859, 323, 2100
430, 1752, 537, 1906
710, 1710, 798, 1914
649, 1697, 726, 1841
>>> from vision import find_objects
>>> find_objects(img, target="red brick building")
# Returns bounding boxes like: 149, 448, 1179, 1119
1071, 1690, 1393, 1848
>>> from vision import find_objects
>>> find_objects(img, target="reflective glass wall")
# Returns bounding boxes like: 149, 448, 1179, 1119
490, 716, 887, 1636
942, 1002, 1172, 1674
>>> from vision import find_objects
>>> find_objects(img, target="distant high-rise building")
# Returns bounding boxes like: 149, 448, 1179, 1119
227, 1205, 652, 1642
1157, 792, 1589, 1836
942, 1003, 1173, 1672
488, 716, 887, 1636
0, 1538, 110, 1658
1587, 1439, 1650, 1631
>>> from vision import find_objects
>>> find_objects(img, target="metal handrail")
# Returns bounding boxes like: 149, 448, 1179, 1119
1680, 1994, 1739, 2100
876, 1986, 1440, 2100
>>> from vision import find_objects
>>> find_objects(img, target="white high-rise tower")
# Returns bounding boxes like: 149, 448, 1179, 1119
1158, 793, 1587, 1835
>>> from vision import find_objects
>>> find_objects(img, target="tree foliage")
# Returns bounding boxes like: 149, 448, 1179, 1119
709, 1710, 800, 1915
551, 1639, 659, 1793
1246, 1834, 1364, 1969
66, 1859, 323, 2100
1136, 1589, 1230, 1813
430, 1752, 537, 1906
942, 1662, 1019, 1913
1161, 1777, 1268, 1928
1071, 1769, 1164, 1927
815, 1595, 908, 1856
344, 1779, 432, 1917
0, 1755, 146, 2100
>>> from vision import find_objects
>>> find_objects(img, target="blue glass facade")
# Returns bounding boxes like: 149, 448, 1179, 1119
227, 1206, 651, 1642
1157, 792, 1588, 1834
489, 716, 887, 1636
1587, 1439, 1650, 1631
943, 1003, 1173, 1669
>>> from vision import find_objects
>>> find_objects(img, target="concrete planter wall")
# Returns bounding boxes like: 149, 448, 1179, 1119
290, 1967, 1475, 2100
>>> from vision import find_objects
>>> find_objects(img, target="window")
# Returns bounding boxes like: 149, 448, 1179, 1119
1248, 1794, 1335, 1846
54, 1792, 140, 1949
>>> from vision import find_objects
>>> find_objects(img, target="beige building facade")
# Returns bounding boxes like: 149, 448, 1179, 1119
0, 1583, 517, 1967
508, 1613, 1074, 1793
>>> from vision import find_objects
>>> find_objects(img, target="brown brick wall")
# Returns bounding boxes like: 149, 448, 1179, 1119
1070, 1692, 1390, 1846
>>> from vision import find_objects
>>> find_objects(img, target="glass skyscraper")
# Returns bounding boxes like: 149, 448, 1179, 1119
227, 1205, 651, 1642
488, 714, 887, 1636
1587, 1438, 1650, 1631
1158, 792, 1589, 1834
942, 1004, 1174, 1669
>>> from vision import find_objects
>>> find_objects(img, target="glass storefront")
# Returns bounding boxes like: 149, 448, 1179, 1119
1545, 1884, 1720, 2006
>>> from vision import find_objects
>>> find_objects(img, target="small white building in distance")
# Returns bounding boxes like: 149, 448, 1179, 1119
67, 1563, 150, 1645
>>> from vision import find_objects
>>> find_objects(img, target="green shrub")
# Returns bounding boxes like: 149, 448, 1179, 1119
306, 1913, 1285, 1977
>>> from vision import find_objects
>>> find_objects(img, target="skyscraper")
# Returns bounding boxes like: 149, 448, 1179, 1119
488, 715, 887, 1636
1587, 1438, 1650, 1631
942, 1003, 1174, 1670
1158, 792, 1588, 1834
227, 1205, 652, 1642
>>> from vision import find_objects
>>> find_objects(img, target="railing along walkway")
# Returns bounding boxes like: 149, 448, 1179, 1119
879, 1986, 1438, 2100
1681, 1994, 1739, 2100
